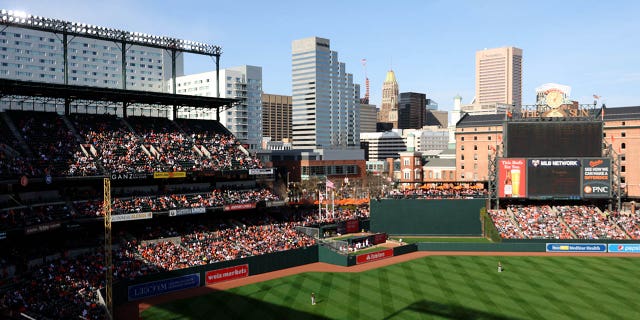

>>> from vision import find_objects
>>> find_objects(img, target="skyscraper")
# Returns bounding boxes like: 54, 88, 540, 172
173, 65, 263, 150
291, 37, 359, 149
378, 70, 399, 128
262, 93, 292, 142
475, 47, 523, 108
398, 92, 427, 129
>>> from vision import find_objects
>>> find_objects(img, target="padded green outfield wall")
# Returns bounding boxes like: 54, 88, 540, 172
370, 199, 485, 236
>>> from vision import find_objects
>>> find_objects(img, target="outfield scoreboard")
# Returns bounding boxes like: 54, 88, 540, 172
498, 158, 611, 199
504, 121, 602, 158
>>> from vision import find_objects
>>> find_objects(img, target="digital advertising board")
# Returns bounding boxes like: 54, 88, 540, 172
582, 158, 611, 198
498, 158, 527, 198
505, 122, 602, 158
527, 159, 581, 199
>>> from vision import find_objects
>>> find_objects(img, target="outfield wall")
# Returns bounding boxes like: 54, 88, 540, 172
112, 246, 318, 306
370, 199, 485, 236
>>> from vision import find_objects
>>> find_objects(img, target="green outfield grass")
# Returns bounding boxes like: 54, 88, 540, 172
390, 236, 492, 244
141, 256, 640, 320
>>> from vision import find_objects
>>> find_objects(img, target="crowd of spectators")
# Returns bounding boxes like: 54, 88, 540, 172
0, 252, 106, 320
108, 188, 280, 215
508, 205, 573, 239
487, 209, 523, 239
616, 214, 640, 240
388, 187, 488, 199
9, 111, 77, 177
0, 203, 70, 231
0, 112, 264, 177
557, 205, 627, 239
489, 205, 638, 240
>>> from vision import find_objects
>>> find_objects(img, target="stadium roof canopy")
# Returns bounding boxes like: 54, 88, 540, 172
0, 78, 237, 109
456, 113, 505, 128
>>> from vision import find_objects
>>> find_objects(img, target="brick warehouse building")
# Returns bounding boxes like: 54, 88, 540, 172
454, 106, 640, 198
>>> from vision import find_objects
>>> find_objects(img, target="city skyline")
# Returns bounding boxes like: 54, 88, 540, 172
2, 0, 639, 110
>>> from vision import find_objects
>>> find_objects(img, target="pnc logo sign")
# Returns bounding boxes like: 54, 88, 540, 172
584, 185, 609, 194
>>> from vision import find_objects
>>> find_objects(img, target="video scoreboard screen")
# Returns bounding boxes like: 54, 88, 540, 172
498, 158, 611, 199
527, 159, 581, 199
505, 122, 602, 158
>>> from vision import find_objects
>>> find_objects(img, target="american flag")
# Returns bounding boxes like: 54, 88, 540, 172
326, 179, 335, 189
593, 94, 601, 100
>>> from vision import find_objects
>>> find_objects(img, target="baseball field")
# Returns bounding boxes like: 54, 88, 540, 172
140, 255, 640, 319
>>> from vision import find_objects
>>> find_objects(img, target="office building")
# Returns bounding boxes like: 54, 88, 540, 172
291, 37, 359, 149
475, 47, 522, 108
360, 131, 406, 160
398, 92, 427, 129
378, 70, 399, 128
359, 103, 378, 133
0, 26, 182, 93
262, 93, 292, 142
172, 65, 263, 150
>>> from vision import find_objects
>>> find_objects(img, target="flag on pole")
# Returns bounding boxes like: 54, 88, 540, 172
326, 179, 335, 189
593, 94, 601, 100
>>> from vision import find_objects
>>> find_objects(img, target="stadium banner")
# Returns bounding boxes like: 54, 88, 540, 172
545, 243, 607, 253
168, 207, 206, 217
356, 248, 394, 264
224, 203, 256, 211
153, 171, 187, 179
111, 212, 153, 222
249, 168, 274, 175
607, 244, 640, 253
25, 221, 61, 235
582, 158, 611, 198
266, 200, 286, 207
498, 158, 526, 198
127, 273, 200, 301
109, 172, 148, 180
205, 264, 249, 285
345, 219, 360, 233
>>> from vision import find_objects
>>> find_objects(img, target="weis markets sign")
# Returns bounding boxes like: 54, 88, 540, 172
205, 264, 249, 284
356, 249, 394, 264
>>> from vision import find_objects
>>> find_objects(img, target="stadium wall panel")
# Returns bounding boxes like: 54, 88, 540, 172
417, 242, 544, 252
370, 199, 485, 236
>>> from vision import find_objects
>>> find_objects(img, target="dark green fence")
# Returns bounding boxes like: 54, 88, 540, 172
370, 199, 485, 236
318, 244, 349, 266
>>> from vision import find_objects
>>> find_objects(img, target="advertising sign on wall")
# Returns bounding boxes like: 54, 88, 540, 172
498, 158, 526, 198
356, 249, 394, 264
127, 273, 200, 301
205, 264, 249, 284
582, 158, 611, 198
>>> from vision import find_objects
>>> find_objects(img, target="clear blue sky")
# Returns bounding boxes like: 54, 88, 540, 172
2, 0, 639, 110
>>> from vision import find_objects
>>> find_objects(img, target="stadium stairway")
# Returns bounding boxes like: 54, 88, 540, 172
554, 207, 578, 238
0, 111, 33, 157
59, 114, 84, 144
506, 207, 526, 238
